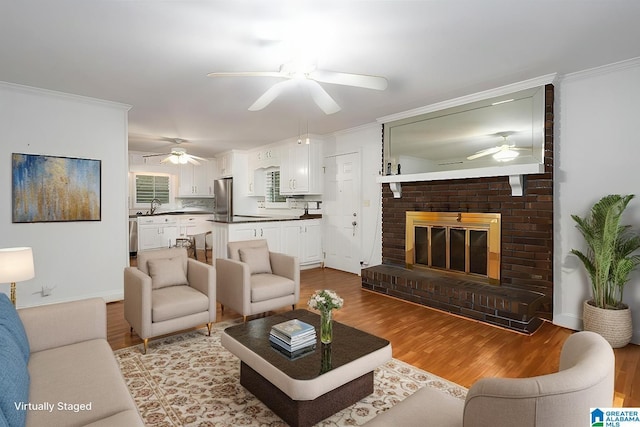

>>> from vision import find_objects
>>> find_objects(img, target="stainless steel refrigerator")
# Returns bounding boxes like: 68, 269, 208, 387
213, 177, 233, 220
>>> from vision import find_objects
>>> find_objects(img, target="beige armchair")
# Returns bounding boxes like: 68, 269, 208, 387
124, 247, 216, 353
216, 239, 300, 322
364, 331, 615, 427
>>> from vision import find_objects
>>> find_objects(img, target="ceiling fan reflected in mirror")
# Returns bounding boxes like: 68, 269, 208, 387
207, 61, 388, 115
143, 139, 208, 165
466, 134, 527, 163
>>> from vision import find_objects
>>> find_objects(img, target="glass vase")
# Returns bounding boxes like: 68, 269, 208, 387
320, 309, 333, 344
320, 343, 332, 373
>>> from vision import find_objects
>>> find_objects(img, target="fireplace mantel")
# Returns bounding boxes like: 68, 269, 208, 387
376, 162, 544, 197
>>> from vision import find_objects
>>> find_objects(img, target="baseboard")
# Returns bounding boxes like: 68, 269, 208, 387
553, 312, 640, 345
552, 313, 582, 332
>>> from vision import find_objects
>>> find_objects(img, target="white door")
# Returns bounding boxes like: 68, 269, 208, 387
323, 152, 361, 274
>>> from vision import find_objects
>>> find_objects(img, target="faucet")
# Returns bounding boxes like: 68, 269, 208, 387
150, 198, 161, 215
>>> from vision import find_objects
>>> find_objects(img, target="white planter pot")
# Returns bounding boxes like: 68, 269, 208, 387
583, 300, 632, 348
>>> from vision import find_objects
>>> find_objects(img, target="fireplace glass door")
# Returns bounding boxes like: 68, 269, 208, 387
414, 226, 488, 277
406, 212, 501, 282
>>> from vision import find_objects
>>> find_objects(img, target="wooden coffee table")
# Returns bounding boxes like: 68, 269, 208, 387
221, 309, 392, 427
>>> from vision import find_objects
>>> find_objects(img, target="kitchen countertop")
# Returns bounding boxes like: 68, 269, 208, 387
209, 214, 322, 224
129, 211, 213, 219
129, 212, 322, 222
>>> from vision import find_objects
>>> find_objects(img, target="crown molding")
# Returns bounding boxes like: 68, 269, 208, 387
377, 73, 557, 124
0, 80, 131, 111
558, 56, 640, 83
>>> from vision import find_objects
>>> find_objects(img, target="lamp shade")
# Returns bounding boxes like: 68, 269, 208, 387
0, 247, 35, 283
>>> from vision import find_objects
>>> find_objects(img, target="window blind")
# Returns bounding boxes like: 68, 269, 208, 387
135, 174, 170, 204
265, 170, 286, 203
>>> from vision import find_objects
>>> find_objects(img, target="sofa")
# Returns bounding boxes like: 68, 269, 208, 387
365, 331, 614, 427
0, 294, 143, 427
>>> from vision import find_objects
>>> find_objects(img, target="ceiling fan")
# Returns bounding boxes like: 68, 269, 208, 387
207, 61, 388, 115
143, 139, 208, 165
466, 134, 526, 162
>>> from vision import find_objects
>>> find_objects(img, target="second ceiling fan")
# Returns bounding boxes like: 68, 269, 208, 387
207, 61, 388, 115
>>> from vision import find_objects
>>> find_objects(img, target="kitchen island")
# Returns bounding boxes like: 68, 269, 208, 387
210, 215, 322, 268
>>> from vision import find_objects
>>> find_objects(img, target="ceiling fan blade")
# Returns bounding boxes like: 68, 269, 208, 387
310, 70, 388, 91
187, 154, 208, 162
143, 152, 171, 158
467, 146, 501, 160
207, 71, 284, 79
248, 80, 295, 111
186, 157, 201, 166
160, 156, 173, 164
306, 80, 341, 114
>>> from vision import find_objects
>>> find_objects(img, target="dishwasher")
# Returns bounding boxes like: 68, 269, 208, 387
129, 217, 138, 256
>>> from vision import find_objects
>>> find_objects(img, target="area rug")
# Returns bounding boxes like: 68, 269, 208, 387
114, 321, 467, 426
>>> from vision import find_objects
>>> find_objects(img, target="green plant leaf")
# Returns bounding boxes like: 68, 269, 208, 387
570, 194, 639, 309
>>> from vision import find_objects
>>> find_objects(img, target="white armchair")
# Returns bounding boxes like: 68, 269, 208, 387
365, 331, 615, 427
216, 239, 300, 322
124, 247, 216, 353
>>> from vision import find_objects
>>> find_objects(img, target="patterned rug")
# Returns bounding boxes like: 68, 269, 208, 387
114, 321, 467, 426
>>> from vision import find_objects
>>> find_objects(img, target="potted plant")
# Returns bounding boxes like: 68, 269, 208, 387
571, 194, 640, 347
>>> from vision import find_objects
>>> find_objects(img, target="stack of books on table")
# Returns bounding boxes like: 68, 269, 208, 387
269, 319, 317, 359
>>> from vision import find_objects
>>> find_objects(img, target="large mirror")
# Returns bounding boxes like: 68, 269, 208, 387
383, 86, 545, 175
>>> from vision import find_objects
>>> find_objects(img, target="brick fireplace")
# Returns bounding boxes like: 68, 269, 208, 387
362, 84, 554, 334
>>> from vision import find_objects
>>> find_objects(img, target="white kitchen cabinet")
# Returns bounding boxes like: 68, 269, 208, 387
137, 216, 179, 250
280, 140, 322, 195
255, 147, 279, 168
281, 219, 322, 265
216, 152, 234, 178
247, 147, 280, 196
246, 151, 257, 196
229, 222, 281, 252
178, 162, 214, 197
302, 219, 322, 263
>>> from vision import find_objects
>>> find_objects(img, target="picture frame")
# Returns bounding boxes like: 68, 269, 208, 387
12, 153, 102, 223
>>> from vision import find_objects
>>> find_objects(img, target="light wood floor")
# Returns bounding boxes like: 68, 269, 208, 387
109, 264, 640, 407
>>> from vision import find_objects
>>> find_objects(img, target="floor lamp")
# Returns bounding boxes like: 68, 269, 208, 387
0, 247, 35, 306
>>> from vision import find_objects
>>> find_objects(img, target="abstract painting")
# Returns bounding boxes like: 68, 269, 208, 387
12, 153, 101, 222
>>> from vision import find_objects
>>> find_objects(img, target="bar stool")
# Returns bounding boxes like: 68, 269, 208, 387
174, 237, 196, 259
203, 231, 213, 263
186, 231, 213, 263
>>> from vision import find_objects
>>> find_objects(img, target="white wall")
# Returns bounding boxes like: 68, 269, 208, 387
0, 82, 130, 308
325, 123, 383, 268
554, 58, 640, 343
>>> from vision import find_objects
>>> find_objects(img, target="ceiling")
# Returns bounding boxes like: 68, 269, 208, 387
1, 0, 640, 158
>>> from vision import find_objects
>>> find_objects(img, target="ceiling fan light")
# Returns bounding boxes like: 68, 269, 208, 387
493, 149, 519, 162
169, 156, 180, 164
178, 156, 188, 164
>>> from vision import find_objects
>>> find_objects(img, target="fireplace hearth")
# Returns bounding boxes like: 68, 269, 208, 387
361, 264, 545, 334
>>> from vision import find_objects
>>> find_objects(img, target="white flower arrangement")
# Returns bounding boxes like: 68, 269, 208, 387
308, 289, 344, 312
